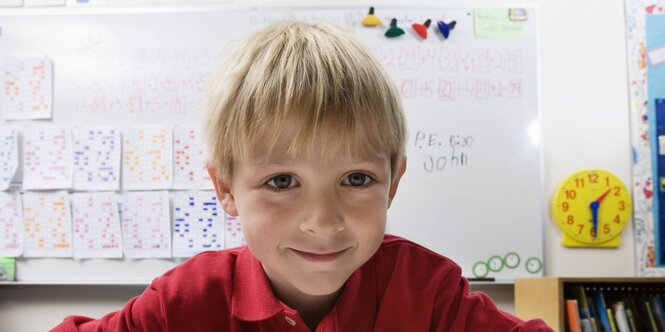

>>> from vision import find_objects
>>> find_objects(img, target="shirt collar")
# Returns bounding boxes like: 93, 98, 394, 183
231, 247, 285, 321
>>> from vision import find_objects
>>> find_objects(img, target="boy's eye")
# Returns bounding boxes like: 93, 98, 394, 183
266, 174, 297, 189
343, 173, 372, 187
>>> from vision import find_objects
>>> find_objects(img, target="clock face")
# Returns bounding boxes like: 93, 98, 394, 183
552, 169, 631, 246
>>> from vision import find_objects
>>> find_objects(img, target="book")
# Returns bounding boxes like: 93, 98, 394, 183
645, 301, 659, 332
624, 307, 638, 332
580, 318, 594, 332
607, 308, 617, 332
589, 318, 599, 332
573, 285, 592, 319
593, 289, 611, 332
652, 295, 665, 331
567, 299, 582, 332
611, 302, 631, 332
587, 292, 601, 332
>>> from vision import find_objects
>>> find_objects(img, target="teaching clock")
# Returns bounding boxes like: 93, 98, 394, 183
552, 169, 632, 248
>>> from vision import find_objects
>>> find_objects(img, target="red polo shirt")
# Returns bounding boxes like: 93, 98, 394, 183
52, 235, 552, 331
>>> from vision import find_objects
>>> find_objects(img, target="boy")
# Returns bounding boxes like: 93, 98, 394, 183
52, 21, 552, 331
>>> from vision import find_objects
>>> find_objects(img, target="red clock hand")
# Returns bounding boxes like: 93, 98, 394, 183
594, 188, 611, 204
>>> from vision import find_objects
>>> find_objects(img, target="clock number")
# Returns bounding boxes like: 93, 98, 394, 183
618, 201, 625, 211
565, 189, 577, 200
562, 202, 569, 212
577, 224, 585, 234
614, 215, 621, 224
590, 226, 596, 237
588, 173, 599, 184
567, 215, 575, 225
605, 177, 611, 187
604, 224, 611, 234
614, 186, 621, 197
575, 178, 585, 188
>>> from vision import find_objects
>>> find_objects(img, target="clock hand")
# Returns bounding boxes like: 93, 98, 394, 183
589, 189, 611, 240
594, 188, 612, 204
590, 202, 599, 240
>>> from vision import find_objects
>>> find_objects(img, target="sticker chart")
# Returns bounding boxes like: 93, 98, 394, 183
173, 125, 213, 190
225, 214, 245, 249
0, 129, 19, 190
172, 191, 224, 257
0, 55, 53, 120
72, 126, 121, 191
22, 191, 73, 257
122, 126, 173, 190
0, 192, 23, 257
22, 126, 74, 190
121, 191, 171, 258
71, 192, 123, 259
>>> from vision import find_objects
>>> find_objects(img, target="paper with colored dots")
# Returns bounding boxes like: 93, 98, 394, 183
0, 129, 19, 191
22, 126, 74, 190
121, 191, 171, 258
22, 191, 73, 257
0, 192, 23, 257
1, 56, 53, 120
72, 126, 121, 191
173, 125, 213, 190
172, 191, 224, 257
122, 125, 173, 190
225, 213, 245, 249
71, 192, 123, 259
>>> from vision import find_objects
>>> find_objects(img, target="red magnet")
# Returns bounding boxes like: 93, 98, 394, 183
412, 19, 431, 39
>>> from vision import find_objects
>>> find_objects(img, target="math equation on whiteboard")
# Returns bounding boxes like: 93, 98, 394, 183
414, 131, 473, 173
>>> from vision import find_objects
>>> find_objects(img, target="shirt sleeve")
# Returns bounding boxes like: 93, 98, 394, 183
49, 279, 167, 332
433, 269, 554, 332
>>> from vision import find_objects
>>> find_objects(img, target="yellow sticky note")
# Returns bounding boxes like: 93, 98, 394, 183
474, 8, 525, 39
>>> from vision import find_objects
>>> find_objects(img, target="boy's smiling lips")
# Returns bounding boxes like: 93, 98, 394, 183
289, 247, 350, 262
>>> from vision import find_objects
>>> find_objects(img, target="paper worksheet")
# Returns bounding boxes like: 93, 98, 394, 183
122, 125, 173, 190
71, 192, 123, 259
22, 126, 74, 190
72, 126, 121, 191
121, 191, 171, 258
22, 191, 73, 257
173, 125, 213, 190
0, 192, 23, 257
225, 213, 245, 249
0, 56, 53, 120
0, 129, 19, 190
172, 191, 224, 257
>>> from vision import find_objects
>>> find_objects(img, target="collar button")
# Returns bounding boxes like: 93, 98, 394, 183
284, 316, 297, 326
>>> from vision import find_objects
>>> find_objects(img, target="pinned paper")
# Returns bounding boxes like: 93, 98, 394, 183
648, 45, 665, 67
72, 126, 121, 191
1, 56, 53, 120
121, 191, 171, 258
71, 192, 123, 259
22, 191, 73, 257
0, 192, 23, 257
172, 191, 224, 257
0, 129, 19, 190
22, 126, 74, 190
173, 125, 213, 190
474, 8, 525, 39
122, 126, 173, 190
225, 213, 245, 249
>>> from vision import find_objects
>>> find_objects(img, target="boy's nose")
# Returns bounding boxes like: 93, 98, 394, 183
299, 193, 345, 236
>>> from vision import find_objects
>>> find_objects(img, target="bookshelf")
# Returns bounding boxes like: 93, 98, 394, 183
515, 277, 665, 332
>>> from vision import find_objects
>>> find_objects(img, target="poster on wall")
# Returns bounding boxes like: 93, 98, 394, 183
625, 0, 665, 276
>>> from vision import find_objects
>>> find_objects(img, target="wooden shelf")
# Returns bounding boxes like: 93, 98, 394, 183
515, 277, 665, 331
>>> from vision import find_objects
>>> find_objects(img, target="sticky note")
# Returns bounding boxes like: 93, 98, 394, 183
474, 8, 525, 39
0, 258, 15, 281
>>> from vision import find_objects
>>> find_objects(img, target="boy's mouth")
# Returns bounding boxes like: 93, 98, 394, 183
290, 248, 348, 262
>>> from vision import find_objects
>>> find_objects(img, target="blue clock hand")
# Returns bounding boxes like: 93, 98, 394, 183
590, 201, 599, 239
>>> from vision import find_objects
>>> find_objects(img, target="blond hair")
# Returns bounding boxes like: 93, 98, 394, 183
203, 21, 406, 181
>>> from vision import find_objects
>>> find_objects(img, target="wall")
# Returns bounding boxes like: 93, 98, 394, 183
0, 0, 633, 331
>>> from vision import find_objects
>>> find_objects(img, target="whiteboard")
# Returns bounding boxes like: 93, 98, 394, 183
0, 5, 543, 281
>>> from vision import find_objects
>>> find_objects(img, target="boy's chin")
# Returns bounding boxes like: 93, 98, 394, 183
295, 275, 347, 296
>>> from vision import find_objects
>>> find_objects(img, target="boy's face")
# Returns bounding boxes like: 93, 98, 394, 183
209, 126, 405, 298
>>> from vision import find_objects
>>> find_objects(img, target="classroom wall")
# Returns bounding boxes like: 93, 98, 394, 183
0, 0, 634, 330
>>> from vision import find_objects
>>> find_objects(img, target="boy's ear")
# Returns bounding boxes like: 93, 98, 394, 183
207, 163, 238, 217
387, 158, 407, 209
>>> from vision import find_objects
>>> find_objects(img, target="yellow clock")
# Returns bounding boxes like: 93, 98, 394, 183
552, 169, 632, 248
